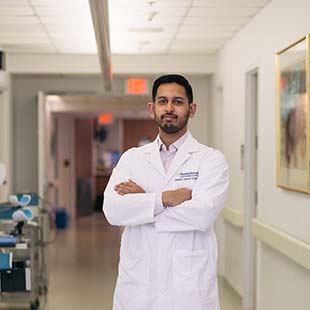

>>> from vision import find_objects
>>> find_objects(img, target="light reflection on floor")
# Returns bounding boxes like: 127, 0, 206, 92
45, 213, 242, 310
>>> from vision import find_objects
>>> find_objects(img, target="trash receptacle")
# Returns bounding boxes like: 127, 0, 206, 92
55, 208, 69, 229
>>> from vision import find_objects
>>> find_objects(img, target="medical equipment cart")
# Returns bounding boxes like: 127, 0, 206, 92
0, 211, 50, 310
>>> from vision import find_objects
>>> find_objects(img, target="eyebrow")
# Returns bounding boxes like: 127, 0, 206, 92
156, 96, 185, 100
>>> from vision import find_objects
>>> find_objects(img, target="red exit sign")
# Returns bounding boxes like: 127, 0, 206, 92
126, 78, 148, 95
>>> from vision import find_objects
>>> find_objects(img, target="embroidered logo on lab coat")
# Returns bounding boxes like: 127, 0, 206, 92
175, 171, 199, 181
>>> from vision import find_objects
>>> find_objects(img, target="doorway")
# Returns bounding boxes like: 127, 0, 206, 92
38, 94, 154, 220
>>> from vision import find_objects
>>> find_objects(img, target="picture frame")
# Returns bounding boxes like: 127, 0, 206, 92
276, 34, 310, 193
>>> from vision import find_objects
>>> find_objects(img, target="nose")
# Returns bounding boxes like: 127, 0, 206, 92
165, 100, 175, 113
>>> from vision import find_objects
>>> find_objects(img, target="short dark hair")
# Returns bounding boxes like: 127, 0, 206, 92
152, 74, 193, 103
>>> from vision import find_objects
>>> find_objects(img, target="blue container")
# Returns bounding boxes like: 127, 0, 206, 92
111, 151, 120, 167
0, 253, 12, 270
16, 193, 39, 206
55, 208, 69, 229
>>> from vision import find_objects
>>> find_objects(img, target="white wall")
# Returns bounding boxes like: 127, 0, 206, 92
0, 91, 6, 202
0, 72, 12, 201
216, 0, 310, 309
6, 54, 216, 75
188, 75, 212, 145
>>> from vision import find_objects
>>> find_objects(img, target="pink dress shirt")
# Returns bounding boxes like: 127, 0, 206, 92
154, 132, 189, 215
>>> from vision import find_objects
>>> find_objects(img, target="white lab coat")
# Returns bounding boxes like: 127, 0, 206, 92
103, 132, 229, 310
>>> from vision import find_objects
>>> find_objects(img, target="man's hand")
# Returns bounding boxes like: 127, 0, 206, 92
114, 179, 145, 196
162, 188, 192, 207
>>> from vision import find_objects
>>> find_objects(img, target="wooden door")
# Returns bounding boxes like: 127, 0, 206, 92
75, 118, 94, 217
122, 119, 158, 151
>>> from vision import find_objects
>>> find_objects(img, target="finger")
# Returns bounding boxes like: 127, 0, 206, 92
114, 182, 130, 190
114, 184, 129, 194
123, 182, 138, 190
116, 189, 129, 195
114, 186, 124, 194
121, 184, 137, 194
114, 183, 125, 190
116, 181, 131, 186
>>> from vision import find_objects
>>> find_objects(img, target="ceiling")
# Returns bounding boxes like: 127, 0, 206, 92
0, 0, 270, 55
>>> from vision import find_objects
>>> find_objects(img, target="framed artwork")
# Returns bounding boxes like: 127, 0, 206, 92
276, 34, 310, 193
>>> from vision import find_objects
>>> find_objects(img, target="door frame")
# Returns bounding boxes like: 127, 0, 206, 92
243, 68, 259, 310
37, 94, 150, 219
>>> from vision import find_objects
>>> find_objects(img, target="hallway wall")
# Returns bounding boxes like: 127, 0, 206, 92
11, 74, 212, 195
0, 72, 12, 201
216, 0, 310, 309
12, 74, 114, 193
0, 91, 5, 202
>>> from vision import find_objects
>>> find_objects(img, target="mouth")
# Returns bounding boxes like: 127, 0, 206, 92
162, 114, 177, 122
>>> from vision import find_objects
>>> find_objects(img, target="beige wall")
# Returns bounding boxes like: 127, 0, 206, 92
188, 75, 212, 146
216, 0, 310, 309
0, 72, 12, 201
0, 92, 5, 202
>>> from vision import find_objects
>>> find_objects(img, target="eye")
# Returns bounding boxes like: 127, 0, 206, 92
173, 99, 184, 106
157, 98, 167, 105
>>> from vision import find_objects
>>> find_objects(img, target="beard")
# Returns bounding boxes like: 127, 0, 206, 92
155, 111, 190, 134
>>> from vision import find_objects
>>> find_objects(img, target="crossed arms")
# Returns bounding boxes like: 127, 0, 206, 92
114, 179, 191, 208
103, 149, 229, 232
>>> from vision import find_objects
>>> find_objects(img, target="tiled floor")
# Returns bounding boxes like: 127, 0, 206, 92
44, 213, 242, 310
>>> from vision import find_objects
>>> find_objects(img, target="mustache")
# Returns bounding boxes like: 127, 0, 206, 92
161, 113, 177, 119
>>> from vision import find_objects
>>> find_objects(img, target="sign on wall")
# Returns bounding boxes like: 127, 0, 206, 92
126, 78, 148, 95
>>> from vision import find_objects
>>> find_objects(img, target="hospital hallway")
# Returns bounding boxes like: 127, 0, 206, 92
44, 212, 242, 310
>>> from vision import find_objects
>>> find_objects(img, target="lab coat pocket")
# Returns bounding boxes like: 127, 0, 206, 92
118, 250, 150, 287
172, 249, 215, 292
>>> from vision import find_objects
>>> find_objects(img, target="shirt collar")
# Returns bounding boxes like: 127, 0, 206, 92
157, 131, 188, 152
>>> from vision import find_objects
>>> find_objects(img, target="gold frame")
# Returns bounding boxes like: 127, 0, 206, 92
276, 34, 310, 193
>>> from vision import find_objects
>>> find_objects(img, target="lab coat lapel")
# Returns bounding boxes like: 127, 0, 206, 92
144, 139, 166, 177
165, 133, 199, 184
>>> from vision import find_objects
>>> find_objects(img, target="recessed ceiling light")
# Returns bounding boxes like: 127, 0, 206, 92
145, 1, 156, 6
145, 11, 158, 22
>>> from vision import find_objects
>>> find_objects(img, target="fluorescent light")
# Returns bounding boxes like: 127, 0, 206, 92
89, 0, 112, 90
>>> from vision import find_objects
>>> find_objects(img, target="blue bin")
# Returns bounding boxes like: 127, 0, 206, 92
55, 208, 69, 229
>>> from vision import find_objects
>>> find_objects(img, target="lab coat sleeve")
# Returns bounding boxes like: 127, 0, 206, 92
155, 150, 229, 232
102, 149, 156, 226
154, 193, 165, 215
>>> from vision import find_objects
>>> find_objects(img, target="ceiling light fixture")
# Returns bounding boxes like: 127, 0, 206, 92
145, 11, 158, 22
89, 0, 112, 91
146, 1, 156, 6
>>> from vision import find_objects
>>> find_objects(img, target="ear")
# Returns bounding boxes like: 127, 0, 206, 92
148, 102, 155, 119
189, 102, 197, 118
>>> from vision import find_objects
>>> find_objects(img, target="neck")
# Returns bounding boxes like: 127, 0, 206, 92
159, 127, 187, 149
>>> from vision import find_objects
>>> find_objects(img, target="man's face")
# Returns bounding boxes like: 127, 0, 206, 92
148, 83, 196, 134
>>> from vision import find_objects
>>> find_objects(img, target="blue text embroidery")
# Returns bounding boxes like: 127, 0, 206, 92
175, 171, 199, 181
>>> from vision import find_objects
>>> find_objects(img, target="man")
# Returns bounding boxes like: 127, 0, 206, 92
103, 74, 229, 310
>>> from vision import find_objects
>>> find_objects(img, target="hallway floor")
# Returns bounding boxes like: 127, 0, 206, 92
44, 213, 242, 310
